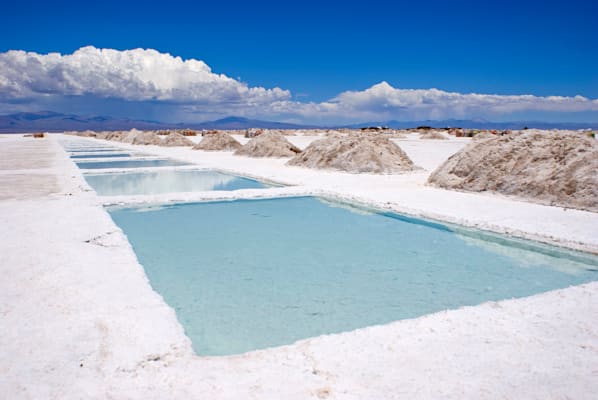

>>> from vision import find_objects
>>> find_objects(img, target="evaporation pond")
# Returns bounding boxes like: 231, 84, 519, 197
108, 197, 597, 356
71, 153, 131, 159
85, 170, 270, 195
76, 159, 189, 169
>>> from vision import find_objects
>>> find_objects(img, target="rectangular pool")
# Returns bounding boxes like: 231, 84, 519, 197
108, 197, 597, 356
85, 170, 271, 195
76, 159, 189, 169
71, 153, 132, 159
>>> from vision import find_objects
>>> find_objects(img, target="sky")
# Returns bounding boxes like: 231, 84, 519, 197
1, 0, 597, 124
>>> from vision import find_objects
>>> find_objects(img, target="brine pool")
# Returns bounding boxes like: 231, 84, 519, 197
76, 159, 189, 169
85, 169, 271, 195
108, 197, 598, 356
71, 153, 132, 159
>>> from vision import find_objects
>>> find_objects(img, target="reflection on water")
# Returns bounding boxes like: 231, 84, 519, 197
71, 153, 131, 159
76, 159, 188, 169
457, 234, 597, 275
85, 169, 269, 195
317, 198, 375, 216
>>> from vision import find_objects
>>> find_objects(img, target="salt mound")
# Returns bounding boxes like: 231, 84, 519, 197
131, 131, 162, 145
387, 132, 407, 139
287, 135, 417, 174
428, 130, 598, 212
472, 132, 496, 141
325, 130, 346, 137
118, 129, 143, 143
105, 131, 125, 141
420, 131, 447, 140
159, 132, 194, 147
193, 133, 241, 151
244, 128, 263, 138
234, 132, 301, 158
76, 130, 97, 137
94, 132, 109, 140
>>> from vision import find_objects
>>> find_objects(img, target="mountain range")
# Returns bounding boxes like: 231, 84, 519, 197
0, 111, 596, 133
0, 112, 311, 133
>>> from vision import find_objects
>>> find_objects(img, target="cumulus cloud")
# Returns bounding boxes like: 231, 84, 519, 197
0, 46, 290, 105
289, 82, 598, 122
0, 47, 596, 123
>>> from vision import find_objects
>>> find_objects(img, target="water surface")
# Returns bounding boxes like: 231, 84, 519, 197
71, 153, 131, 159
86, 170, 269, 195
76, 159, 189, 169
109, 197, 597, 355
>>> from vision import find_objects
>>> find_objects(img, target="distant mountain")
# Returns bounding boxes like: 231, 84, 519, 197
0, 112, 314, 132
199, 116, 313, 130
0, 111, 596, 132
0, 112, 169, 132
345, 119, 598, 130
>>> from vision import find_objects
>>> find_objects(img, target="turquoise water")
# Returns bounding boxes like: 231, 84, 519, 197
71, 153, 131, 159
76, 159, 189, 169
85, 170, 270, 195
108, 197, 598, 356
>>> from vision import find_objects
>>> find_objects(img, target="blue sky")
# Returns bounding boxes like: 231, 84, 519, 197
1, 0, 597, 123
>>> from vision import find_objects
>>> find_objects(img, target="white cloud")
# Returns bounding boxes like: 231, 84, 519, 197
294, 82, 598, 121
0, 47, 597, 123
0, 46, 290, 105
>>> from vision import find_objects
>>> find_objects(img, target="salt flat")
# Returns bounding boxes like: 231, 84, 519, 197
97, 133, 598, 252
0, 133, 597, 399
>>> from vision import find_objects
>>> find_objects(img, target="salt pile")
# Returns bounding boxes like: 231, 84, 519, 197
131, 131, 162, 145
472, 132, 496, 141
287, 135, 417, 174
420, 131, 447, 140
387, 132, 407, 139
325, 130, 346, 137
118, 129, 143, 144
94, 131, 109, 140
234, 132, 301, 158
159, 132, 194, 147
105, 131, 125, 141
76, 130, 97, 137
428, 130, 598, 212
244, 128, 263, 138
193, 133, 242, 151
